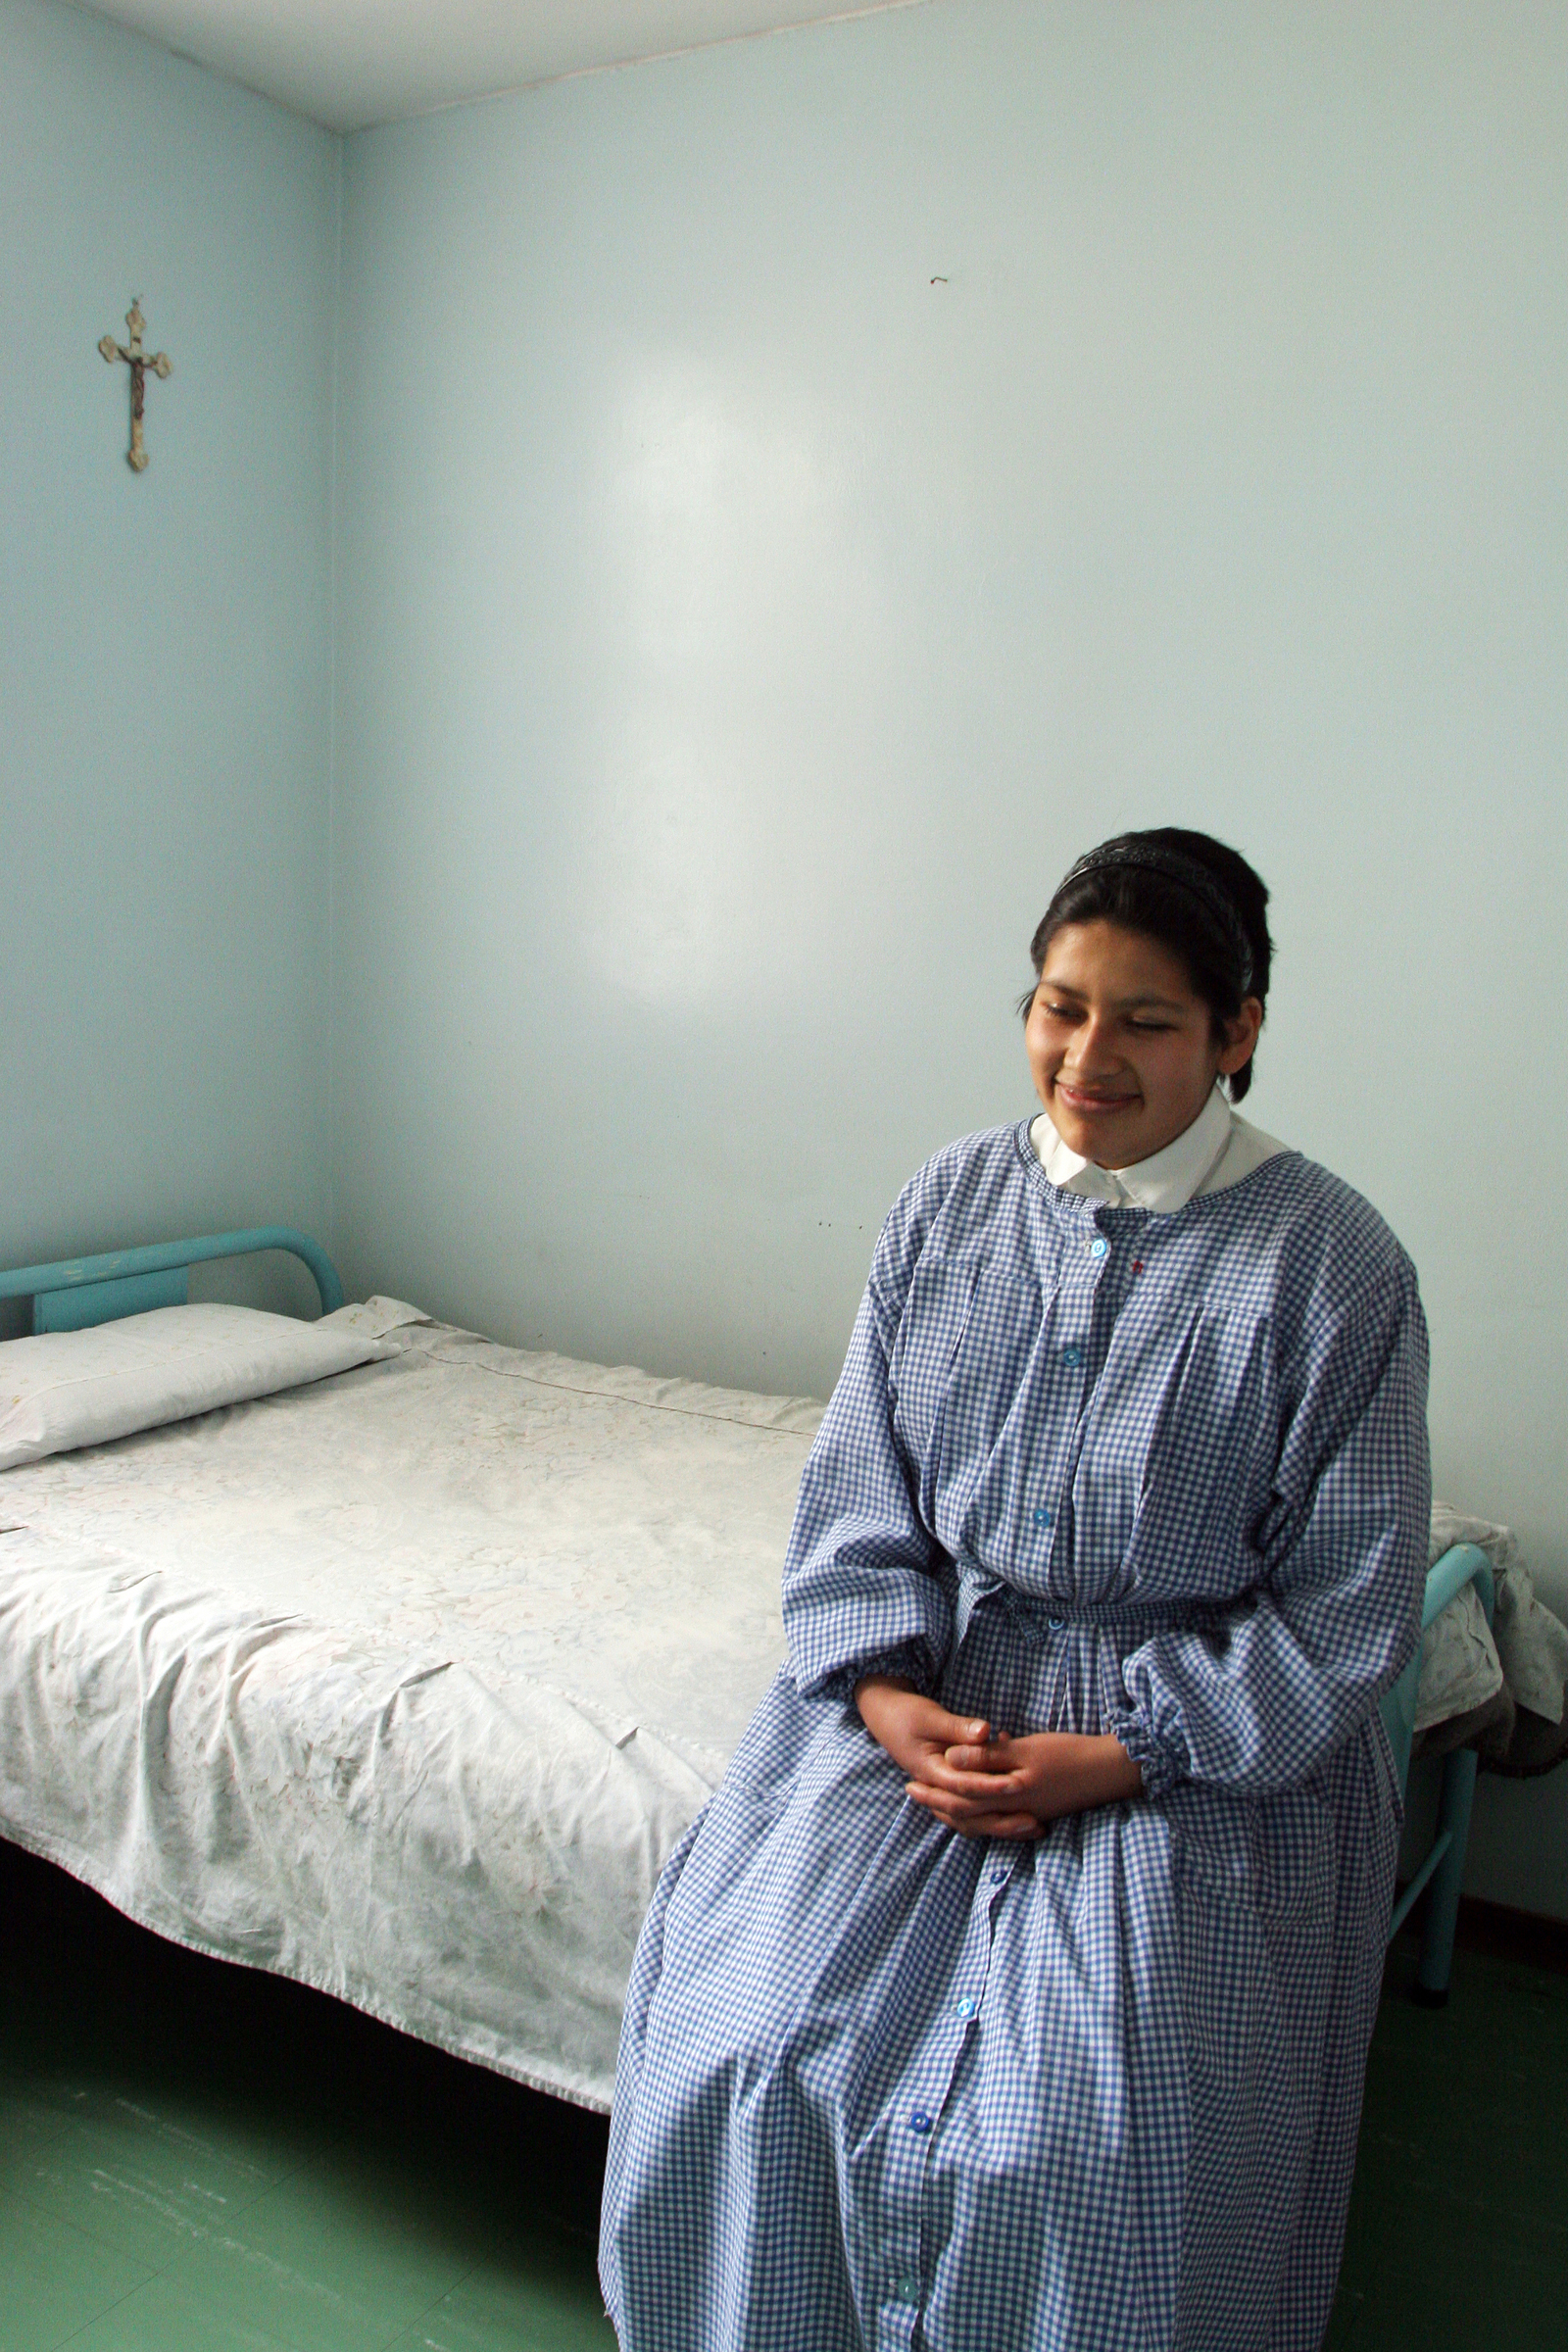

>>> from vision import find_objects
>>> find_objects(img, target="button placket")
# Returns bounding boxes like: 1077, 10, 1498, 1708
875, 1886, 994, 2317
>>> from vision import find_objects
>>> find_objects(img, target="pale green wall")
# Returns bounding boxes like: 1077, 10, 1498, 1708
0, 0, 339, 1308
331, 0, 1567, 1913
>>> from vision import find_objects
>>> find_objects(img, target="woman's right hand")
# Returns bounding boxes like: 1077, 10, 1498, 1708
854, 1676, 1044, 1840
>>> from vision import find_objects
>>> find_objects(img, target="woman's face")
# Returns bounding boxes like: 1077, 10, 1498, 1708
1025, 919, 1262, 1169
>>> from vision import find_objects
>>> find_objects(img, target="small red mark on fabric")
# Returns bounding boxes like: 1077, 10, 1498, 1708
1132, 1261, 1144, 1274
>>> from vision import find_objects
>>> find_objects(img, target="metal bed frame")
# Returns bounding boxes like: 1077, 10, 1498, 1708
0, 1227, 343, 1332
1380, 1541, 1495, 2004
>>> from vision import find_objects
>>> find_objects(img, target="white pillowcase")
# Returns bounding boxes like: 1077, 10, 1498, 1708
0, 1302, 410, 1473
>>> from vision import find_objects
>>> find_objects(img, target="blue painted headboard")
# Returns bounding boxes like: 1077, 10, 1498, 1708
0, 1229, 345, 1335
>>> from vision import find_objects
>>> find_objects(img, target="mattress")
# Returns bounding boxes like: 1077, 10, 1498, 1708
0, 1318, 822, 2110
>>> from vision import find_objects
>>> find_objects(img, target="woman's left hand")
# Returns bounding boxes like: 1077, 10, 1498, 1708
902, 1731, 1144, 1838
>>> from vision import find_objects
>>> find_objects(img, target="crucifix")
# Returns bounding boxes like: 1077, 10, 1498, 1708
98, 300, 172, 472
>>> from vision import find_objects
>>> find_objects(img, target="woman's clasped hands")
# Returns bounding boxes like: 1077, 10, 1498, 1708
854, 1676, 1143, 1838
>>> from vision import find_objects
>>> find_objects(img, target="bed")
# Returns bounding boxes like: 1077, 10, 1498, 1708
0, 1230, 819, 2111
1, 1229, 1555, 2107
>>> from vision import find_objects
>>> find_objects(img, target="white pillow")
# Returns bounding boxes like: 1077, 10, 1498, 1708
318, 1295, 430, 1342
0, 1302, 402, 1473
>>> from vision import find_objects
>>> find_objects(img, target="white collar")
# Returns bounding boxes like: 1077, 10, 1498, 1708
1031, 1085, 1236, 1213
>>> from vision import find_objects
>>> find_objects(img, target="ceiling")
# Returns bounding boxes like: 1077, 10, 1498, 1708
73, 1, 918, 132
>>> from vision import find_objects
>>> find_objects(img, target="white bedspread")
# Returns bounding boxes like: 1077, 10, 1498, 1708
0, 1320, 821, 2111
8, 1306, 1544, 2112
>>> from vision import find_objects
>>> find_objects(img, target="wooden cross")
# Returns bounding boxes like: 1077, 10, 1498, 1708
98, 299, 172, 472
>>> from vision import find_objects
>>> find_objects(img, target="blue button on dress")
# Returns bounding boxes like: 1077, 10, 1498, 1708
602, 1122, 1430, 2352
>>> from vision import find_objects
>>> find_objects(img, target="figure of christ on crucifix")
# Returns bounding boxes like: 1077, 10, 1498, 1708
98, 300, 172, 471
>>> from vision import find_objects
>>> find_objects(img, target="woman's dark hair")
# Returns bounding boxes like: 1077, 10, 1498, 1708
1023, 828, 1273, 1102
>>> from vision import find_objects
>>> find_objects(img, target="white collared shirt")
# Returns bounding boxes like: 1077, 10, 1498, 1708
1029, 1085, 1288, 1212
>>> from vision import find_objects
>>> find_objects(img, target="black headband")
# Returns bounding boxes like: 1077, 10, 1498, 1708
1059, 843, 1255, 996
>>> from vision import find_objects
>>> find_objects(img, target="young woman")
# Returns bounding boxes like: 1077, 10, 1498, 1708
601, 829, 1430, 2352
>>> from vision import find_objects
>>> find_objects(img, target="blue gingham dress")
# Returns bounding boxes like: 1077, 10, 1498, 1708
601, 1124, 1431, 2352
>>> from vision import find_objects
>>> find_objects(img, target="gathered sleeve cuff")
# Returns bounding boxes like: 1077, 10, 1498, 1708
818, 1641, 937, 1706
1102, 1703, 1184, 1801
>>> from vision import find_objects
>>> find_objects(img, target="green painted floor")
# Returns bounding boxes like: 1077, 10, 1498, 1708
0, 1842, 614, 2351
1326, 1933, 1567, 2352
1, 1839, 1563, 2349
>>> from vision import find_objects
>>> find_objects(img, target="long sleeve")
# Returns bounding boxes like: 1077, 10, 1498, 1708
1107, 1261, 1431, 1797
783, 1194, 954, 1702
